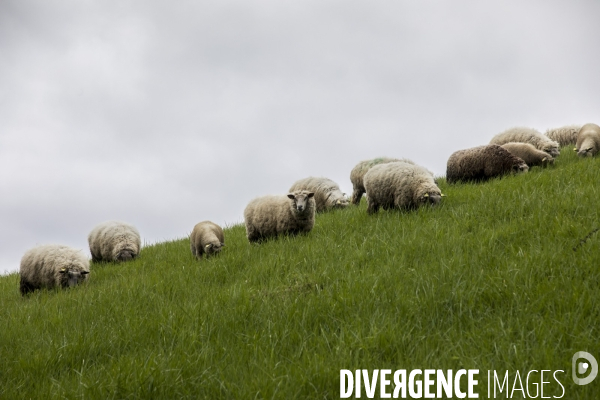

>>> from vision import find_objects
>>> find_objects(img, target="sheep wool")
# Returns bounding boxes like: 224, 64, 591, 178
244, 190, 315, 242
289, 177, 348, 212
545, 125, 581, 147
500, 142, 553, 167
576, 123, 600, 157
446, 145, 529, 184
363, 162, 442, 214
88, 221, 141, 262
490, 127, 560, 157
190, 221, 225, 259
20, 244, 90, 295
349, 157, 415, 205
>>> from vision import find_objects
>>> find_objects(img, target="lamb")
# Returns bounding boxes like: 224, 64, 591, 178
88, 221, 141, 262
19, 244, 90, 295
446, 144, 529, 184
490, 127, 560, 157
288, 177, 348, 212
363, 162, 442, 214
575, 123, 600, 157
244, 190, 315, 242
500, 142, 554, 167
190, 221, 225, 259
349, 157, 416, 205
545, 125, 581, 147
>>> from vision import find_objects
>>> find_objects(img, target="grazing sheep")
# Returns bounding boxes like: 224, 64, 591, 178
363, 162, 442, 214
20, 245, 89, 295
545, 125, 581, 147
500, 142, 554, 167
88, 221, 141, 262
350, 157, 416, 205
446, 145, 529, 184
190, 221, 225, 259
289, 177, 348, 212
575, 123, 600, 157
244, 190, 315, 242
490, 127, 560, 157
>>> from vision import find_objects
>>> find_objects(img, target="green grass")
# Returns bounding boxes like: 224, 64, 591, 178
1, 147, 599, 399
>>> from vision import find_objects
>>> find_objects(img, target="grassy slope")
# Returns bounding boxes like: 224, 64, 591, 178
0, 148, 599, 399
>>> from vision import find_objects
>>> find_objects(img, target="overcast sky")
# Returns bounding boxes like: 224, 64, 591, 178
1, 0, 599, 275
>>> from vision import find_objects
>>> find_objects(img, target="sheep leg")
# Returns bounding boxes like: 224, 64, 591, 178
351, 188, 364, 205
366, 200, 379, 215
20, 278, 36, 296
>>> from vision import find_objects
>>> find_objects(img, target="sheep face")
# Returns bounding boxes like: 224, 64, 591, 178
577, 147, 595, 157
59, 268, 89, 288
512, 162, 529, 174
417, 190, 442, 206
332, 195, 349, 209
287, 191, 315, 214
204, 242, 225, 256
116, 249, 137, 262
542, 143, 560, 158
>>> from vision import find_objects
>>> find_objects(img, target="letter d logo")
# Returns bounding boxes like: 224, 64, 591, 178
572, 351, 598, 385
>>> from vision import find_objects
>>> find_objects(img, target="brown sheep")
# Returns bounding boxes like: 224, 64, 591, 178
446, 145, 529, 184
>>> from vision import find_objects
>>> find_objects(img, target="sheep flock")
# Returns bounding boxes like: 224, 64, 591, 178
16, 122, 598, 296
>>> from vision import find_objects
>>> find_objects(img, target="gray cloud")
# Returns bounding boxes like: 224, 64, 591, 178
1, 0, 599, 274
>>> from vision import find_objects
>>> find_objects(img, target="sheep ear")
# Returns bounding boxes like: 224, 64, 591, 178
542, 157, 547, 161
423, 193, 429, 198
336, 200, 341, 204
59, 268, 67, 273
574, 147, 578, 151
205, 244, 212, 249
287, 193, 295, 199
441, 194, 446, 197
81, 271, 90, 275
307, 192, 315, 198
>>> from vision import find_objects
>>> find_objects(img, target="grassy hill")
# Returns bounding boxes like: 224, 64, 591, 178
1, 147, 599, 399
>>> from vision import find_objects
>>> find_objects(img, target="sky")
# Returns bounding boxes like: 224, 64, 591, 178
1, 0, 599, 275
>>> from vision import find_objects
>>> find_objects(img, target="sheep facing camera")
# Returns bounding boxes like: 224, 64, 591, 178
572, 351, 598, 385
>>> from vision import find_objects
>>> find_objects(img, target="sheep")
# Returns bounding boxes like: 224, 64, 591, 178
363, 162, 442, 214
288, 177, 348, 212
575, 123, 600, 157
244, 190, 315, 242
545, 125, 581, 147
350, 157, 416, 205
490, 127, 560, 158
190, 221, 225, 259
88, 221, 141, 262
500, 142, 554, 167
446, 144, 529, 184
19, 244, 89, 295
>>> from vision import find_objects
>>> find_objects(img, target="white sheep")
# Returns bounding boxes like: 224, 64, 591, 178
500, 142, 553, 167
575, 123, 600, 157
20, 244, 90, 295
88, 221, 141, 262
288, 177, 348, 212
490, 127, 560, 157
244, 190, 315, 242
545, 125, 581, 147
190, 221, 225, 259
363, 162, 442, 214
350, 157, 417, 205
446, 145, 529, 184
